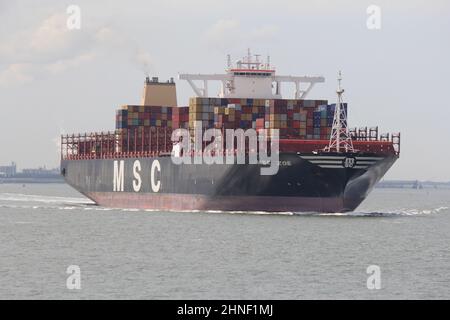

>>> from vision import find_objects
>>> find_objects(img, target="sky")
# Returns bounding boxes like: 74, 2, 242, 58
0, 0, 449, 181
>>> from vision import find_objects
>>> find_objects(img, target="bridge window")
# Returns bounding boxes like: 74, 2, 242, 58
233, 72, 270, 77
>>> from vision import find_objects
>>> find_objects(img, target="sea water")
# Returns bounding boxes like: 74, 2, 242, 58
0, 183, 449, 299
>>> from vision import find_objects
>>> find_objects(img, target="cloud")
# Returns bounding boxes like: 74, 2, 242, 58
0, 12, 154, 87
29, 14, 74, 53
94, 27, 128, 47
249, 25, 279, 40
45, 52, 97, 75
204, 19, 279, 52
93, 27, 155, 75
0, 63, 34, 87
0, 12, 96, 86
205, 19, 240, 38
0, 13, 91, 64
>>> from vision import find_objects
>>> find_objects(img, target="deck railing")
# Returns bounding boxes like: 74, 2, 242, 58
61, 127, 400, 160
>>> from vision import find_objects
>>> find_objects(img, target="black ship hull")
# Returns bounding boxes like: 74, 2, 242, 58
60, 152, 397, 213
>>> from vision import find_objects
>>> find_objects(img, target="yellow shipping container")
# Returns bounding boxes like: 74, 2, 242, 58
214, 106, 225, 114
255, 99, 265, 106
265, 99, 274, 108
190, 104, 202, 113
189, 97, 202, 106
189, 113, 202, 121
287, 100, 295, 108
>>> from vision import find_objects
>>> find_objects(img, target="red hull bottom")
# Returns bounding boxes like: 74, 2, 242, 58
87, 192, 349, 213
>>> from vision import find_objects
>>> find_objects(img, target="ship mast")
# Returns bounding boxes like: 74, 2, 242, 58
324, 71, 354, 153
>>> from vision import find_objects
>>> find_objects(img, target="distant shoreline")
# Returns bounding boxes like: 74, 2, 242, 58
376, 180, 450, 189
0, 177, 64, 184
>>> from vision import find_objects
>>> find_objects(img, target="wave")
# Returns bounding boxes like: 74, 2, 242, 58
0, 193, 94, 205
168, 206, 449, 217
315, 206, 449, 217
138, 206, 449, 217
0, 192, 447, 217
0, 192, 96, 212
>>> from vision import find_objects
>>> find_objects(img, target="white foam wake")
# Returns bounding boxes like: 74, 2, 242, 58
0, 193, 94, 205
316, 206, 449, 217
0, 192, 447, 217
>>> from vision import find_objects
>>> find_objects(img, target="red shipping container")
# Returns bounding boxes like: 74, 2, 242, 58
274, 99, 287, 107
255, 118, 265, 129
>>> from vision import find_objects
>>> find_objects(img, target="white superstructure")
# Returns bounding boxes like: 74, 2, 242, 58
179, 49, 325, 99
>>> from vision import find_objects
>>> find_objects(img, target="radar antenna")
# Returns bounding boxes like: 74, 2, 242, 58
324, 71, 354, 153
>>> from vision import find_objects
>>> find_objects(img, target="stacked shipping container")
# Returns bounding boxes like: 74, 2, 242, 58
115, 105, 173, 153
188, 97, 216, 132
172, 106, 189, 129
116, 105, 172, 129
113, 98, 346, 152
187, 97, 331, 139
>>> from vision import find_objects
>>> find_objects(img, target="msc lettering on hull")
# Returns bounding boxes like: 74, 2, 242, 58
113, 160, 161, 192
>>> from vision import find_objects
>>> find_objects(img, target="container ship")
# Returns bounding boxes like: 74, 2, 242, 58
60, 51, 400, 213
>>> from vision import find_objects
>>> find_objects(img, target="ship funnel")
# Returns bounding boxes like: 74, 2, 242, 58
141, 76, 177, 106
